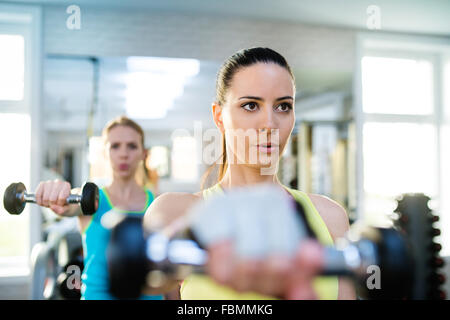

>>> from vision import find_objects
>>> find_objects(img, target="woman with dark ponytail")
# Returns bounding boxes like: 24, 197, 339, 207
144, 47, 355, 300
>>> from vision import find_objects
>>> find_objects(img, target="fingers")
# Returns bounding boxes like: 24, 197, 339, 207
255, 255, 291, 297
35, 182, 44, 206
41, 181, 53, 207
206, 240, 234, 285
35, 180, 71, 215
207, 239, 324, 300
229, 258, 260, 293
294, 240, 325, 274
285, 240, 324, 300
207, 242, 261, 294
55, 181, 71, 207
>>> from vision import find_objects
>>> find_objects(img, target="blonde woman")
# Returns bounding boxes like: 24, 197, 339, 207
35, 116, 163, 300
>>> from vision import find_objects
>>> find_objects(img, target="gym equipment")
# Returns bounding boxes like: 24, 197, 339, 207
105, 185, 445, 300
393, 193, 446, 300
57, 252, 83, 300
3, 182, 99, 215
107, 215, 148, 299
30, 218, 84, 300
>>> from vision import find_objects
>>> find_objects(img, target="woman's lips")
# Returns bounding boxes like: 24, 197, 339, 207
119, 164, 129, 170
256, 144, 279, 153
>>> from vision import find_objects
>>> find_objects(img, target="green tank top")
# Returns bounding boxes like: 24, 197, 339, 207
180, 183, 339, 300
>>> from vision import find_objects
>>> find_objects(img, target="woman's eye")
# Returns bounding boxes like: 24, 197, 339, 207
128, 144, 137, 149
242, 102, 258, 112
275, 103, 292, 112
111, 144, 119, 149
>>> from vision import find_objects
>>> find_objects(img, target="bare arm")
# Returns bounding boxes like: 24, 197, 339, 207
141, 192, 202, 296
308, 194, 357, 300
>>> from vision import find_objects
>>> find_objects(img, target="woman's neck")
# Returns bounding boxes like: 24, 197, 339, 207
219, 164, 282, 190
107, 175, 142, 200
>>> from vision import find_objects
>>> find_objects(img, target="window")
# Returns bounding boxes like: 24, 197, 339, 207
362, 56, 433, 115
88, 136, 112, 187
441, 59, 450, 255
363, 122, 437, 225
356, 35, 450, 255
445, 61, 450, 120
171, 136, 198, 181
0, 34, 25, 101
149, 146, 169, 178
0, 114, 31, 262
0, 5, 42, 278
360, 54, 437, 225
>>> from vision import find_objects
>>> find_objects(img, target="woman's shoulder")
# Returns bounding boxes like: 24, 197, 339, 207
143, 191, 203, 230
306, 193, 350, 241
153, 191, 203, 207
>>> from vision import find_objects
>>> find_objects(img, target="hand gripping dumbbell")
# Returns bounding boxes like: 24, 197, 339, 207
105, 184, 442, 300
3, 182, 99, 216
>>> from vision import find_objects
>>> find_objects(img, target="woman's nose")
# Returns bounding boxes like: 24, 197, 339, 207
260, 106, 276, 131
118, 146, 128, 158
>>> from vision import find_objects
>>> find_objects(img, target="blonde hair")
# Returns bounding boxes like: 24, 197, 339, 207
135, 150, 160, 195
102, 115, 145, 148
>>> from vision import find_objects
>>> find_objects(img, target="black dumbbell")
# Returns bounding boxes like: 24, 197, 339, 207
3, 182, 99, 215
106, 215, 414, 300
57, 255, 84, 300
107, 215, 149, 299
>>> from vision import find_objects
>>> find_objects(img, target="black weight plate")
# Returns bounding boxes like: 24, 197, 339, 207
3, 182, 26, 215
107, 216, 148, 299
80, 182, 99, 215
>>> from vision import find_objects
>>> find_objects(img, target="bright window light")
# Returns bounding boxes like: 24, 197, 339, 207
0, 35, 25, 101
125, 57, 200, 119
88, 136, 112, 187
362, 56, 433, 115
149, 146, 169, 178
0, 113, 31, 259
441, 125, 450, 256
364, 122, 437, 196
363, 122, 437, 224
171, 136, 198, 181
445, 60, 450, 120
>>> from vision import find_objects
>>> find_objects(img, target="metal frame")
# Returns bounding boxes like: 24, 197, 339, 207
354, 31, 450, 221
0, 4, 42, 289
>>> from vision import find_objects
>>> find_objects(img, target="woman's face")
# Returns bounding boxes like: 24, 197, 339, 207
105, 125, 145, 179
218, 63, 296, 171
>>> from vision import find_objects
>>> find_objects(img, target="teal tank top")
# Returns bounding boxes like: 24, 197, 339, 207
81, 187, 163, 300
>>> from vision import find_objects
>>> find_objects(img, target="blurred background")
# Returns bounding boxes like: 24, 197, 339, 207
0, 0, 449, 299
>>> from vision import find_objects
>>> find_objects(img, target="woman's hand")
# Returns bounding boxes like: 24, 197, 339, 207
206, 239, 324, 300
35, 179, 73, 216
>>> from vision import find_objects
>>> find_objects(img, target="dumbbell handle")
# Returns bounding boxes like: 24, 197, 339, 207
144, 234, 370, 282
21, 192, 82, 205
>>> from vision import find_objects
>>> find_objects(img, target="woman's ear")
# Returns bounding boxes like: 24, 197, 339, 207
212, 103, 224, 134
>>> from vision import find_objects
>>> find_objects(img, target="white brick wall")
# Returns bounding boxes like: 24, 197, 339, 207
43, 6, 356, 72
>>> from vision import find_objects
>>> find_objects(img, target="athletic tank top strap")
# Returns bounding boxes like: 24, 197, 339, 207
282, 187, 335, 246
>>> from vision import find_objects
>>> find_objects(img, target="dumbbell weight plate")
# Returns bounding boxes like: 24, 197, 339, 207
107, 216, 148, 299
80, 182, 99, 216
3, 182, 26, 215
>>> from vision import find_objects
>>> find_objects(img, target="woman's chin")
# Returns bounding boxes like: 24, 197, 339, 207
114, 171, 134, 179
242, 158, 279, 175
